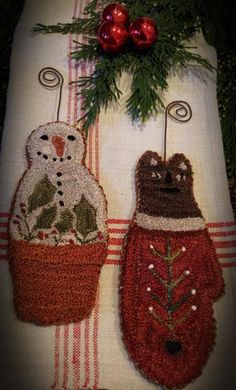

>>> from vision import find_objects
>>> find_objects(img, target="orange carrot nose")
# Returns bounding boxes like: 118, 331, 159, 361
52, 136, 65, 157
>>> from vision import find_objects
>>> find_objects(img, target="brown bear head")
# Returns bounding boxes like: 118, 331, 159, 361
135, 151, 202, 219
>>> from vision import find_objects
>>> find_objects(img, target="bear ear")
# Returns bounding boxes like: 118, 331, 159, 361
137, 151, 162, 170
168, 153, 193, 175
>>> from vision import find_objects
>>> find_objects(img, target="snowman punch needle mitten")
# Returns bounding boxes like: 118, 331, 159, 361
8, 120, 107, 325
120, 151, 225, 389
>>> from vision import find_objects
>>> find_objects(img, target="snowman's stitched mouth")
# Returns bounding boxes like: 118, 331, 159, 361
159, 187, 180, 194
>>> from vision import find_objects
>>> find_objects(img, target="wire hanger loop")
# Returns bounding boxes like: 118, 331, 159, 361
38, 67, 64, 121
164, 100, 192, 161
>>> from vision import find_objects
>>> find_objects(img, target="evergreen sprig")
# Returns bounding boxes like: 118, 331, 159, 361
33, 0, 214, 134
218, 50, 236, 177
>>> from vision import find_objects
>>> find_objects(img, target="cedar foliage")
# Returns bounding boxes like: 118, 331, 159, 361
33, 0, 213, 131
33, 0, 236, 175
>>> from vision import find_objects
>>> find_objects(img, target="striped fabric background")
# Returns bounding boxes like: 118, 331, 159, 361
1, 216, 236, 266
1, 215, 236, 389
1, 0, 236, 389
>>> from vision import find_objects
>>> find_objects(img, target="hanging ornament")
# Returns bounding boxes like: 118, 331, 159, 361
98, 21, 128, 53
120, 102, 224, 388
101, 3, 129, 26
8, 68, 108, 325
129, 17, 158, 49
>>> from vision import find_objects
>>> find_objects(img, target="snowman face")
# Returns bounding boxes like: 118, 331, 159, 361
27, 122, 84, 167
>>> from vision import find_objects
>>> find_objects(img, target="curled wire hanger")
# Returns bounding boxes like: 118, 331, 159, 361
38, 67, 64, 121
164, 100, 192, 161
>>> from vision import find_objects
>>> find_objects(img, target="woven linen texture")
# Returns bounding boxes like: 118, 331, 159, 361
0, 0, 235, 389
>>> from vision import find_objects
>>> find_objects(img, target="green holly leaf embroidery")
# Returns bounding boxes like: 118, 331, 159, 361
28, 174, 57, 214
55, 209, 74, 234
34, 204, 57, 230
73, 195, 98, 239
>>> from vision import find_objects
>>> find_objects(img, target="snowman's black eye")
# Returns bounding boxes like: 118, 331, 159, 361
67, 135, 76, 141
40, 134, 48, 140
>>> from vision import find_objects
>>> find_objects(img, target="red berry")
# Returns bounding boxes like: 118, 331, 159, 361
129, 17, 158, 50
37, 231, 44, 240
102, 3, 129, 26
97, 231, 104, 240
98, 21, 128, 53
13, 220, 20, 225
69, 239, 74, 245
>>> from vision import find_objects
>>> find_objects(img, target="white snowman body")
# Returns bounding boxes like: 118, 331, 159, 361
8, 121, 108, 325
10, 121, 107, 245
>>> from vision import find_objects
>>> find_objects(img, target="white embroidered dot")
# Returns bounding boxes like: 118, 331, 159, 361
148, 264, 154, 270
150, 244, 154, 249
179, 162, 188, 170
182, 246, 186, 252
150, 158, 158, 166
191, 289, 196, 295
149, 306, 153, 312
176, 174, 181, 182
191, 305, 197, 311
184, 270, 190, 275
152, 172, 156, 178
147, 287, 151, 292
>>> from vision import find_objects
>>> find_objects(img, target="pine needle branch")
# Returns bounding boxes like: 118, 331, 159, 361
71, 38, 100, 61
32, 0, 216, 134
32, 16, 99, 35
75, 56, 123, 134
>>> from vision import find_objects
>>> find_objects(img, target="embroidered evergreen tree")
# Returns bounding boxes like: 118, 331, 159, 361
148, 239, 194, 333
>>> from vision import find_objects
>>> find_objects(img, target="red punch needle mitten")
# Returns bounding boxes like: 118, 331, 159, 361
120, 102, 225, 389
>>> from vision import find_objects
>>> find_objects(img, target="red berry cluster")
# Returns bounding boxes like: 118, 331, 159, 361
97, 3, 158, 53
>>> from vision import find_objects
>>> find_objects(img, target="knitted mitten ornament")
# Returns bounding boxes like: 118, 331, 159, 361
120, 102, 224, 389
8, 69, 107, 325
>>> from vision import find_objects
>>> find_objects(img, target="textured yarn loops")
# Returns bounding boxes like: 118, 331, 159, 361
8, 121, 108, 325
120, 151, 225, 389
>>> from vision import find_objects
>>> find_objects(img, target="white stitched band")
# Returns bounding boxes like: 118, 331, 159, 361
135, 213, 205, 231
